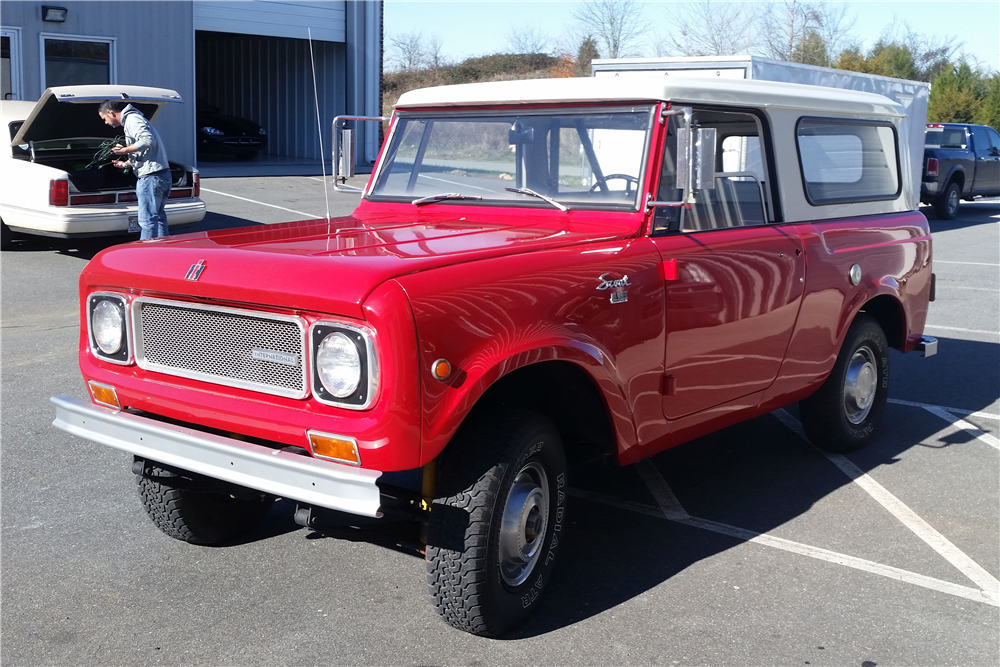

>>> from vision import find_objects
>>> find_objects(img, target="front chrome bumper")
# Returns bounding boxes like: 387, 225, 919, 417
51, 394, 383, 517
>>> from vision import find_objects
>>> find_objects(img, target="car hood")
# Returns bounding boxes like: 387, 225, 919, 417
83, 206, 635, 319
10, 85, 182, 146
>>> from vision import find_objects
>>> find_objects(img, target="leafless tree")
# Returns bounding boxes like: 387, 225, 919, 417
570, 0, 648, 59
660, 0, 761, 57
758, 0, 856, 64
425, 34, 446, 69
386, 31, 426, 72
506, 24, 552, 55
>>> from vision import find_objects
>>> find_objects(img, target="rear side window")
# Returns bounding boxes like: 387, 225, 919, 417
796, 118, 900, 204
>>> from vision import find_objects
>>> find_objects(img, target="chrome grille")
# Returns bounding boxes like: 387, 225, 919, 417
133, 298, 307, 398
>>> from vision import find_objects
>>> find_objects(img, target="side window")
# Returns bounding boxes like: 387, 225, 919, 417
970, 126, 992, 156
796, 118, 899, 204
653, 109, 770, 234
988, 128, 1000, 152
41, 35, 115, 88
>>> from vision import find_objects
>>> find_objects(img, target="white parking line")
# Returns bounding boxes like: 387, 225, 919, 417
921, 406, 1000, 451
924, 325, 1000, 336
888, 398, 1000, 421
934, 260, 1000, 267
200, 188, 319, 219
418, 174, 496, 192
773, 409, 1000, 595
568, 487, 999, 607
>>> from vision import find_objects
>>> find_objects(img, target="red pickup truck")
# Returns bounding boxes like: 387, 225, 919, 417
53, 76, 937, 636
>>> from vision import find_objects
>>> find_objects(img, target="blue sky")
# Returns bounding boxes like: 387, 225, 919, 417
384, 1, 1000, 73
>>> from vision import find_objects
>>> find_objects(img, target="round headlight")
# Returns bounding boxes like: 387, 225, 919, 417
92, 300, 124, 355
316, 332, 361, 398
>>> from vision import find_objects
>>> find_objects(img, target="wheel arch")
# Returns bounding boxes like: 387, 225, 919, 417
857, 294, 906, 350
423, 357, 622, 467
944, 167, 965, 192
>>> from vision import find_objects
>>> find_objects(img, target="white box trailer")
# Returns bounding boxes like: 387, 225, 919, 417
592, 55, 930, 210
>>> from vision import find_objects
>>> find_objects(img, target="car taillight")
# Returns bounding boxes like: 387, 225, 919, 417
169, 188, 193, 199
49, 179, 68, 206
926, 157, 939, 177
192, 172, 200, 198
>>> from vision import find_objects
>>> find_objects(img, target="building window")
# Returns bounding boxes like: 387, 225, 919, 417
796, 118, 900, 205
2, 28, 23, 100
41, 34, 114, 88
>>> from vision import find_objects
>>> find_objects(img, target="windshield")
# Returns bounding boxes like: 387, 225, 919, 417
369, 106, 655, 209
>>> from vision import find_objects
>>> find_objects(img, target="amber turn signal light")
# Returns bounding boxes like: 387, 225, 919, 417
431, 358, 452, 381
307, 430, 361, 466
88, 381, 121, 410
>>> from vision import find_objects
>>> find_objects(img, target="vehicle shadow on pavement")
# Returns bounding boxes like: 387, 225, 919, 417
503, 336, 999, 637
923, 202, 1000, 229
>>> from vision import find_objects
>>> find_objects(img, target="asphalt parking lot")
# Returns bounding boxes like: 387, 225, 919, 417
2, 178, 997, 665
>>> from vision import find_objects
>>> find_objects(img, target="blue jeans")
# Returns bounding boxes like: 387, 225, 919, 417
137, 170, 172, 240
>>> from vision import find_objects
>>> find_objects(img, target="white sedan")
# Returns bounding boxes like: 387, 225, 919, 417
1, 84, 206, 249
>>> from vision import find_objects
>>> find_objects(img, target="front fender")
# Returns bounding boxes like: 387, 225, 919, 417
396, 238, 665, 465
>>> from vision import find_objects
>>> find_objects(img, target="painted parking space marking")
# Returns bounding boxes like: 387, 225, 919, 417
923, 325, 1000, 336
887, 398, 1000, 421
933, 260, 1000, 267
568, 486, 999, 607
417, 174, 496, 192
773, 408, 1000, 596
200, 188, 319, 219
921, 406, 1000, 451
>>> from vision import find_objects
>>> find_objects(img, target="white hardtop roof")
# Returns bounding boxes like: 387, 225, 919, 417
395, 76, 904, 117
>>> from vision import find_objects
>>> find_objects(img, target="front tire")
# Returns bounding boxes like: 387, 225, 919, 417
934, 181, 961, 219
800, 315, 890, 452
426, 411, 567, 636
136, 459, 275, 545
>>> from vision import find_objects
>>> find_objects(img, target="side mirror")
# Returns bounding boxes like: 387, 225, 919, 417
338, 128, 356, 179
332, 115, 389, 193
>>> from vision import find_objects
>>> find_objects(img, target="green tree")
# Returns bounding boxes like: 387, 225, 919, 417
575, 36, 600, 77
928, 63, 990, 125
792, 30, 828, 66
975, 74, 1000, 131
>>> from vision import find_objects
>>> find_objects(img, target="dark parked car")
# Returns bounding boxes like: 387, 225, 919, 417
196, 102, 267, 159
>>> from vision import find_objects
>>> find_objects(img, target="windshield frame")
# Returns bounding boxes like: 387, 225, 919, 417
365, 104, 657, 212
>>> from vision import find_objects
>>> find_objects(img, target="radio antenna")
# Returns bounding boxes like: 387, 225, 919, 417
307, 27, 332, 227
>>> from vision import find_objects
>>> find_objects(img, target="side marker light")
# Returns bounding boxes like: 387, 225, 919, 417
431, 359, 452, 381
88, 381, 121, 410
307, 430, 361, 466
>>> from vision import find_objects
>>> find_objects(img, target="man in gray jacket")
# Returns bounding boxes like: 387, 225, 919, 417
98, 100, 172, 240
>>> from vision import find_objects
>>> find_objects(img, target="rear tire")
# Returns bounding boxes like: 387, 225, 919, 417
426, 410, 567, 636
1, 219, 11, 251
934, 181, 961, 219
800, 315, 890, 452
136, 459, 275, 545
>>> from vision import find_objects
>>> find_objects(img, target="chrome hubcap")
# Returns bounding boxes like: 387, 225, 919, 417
498, 461, 549, 587
844, 345, 878, 425
948, 189, 959, 214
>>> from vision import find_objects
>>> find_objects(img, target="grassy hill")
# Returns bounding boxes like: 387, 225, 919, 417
382, 53, 572, 115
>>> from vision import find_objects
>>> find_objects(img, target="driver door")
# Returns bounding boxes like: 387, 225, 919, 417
650, 108, 805, 420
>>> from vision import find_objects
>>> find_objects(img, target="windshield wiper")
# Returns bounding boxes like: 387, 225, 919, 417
412, 192, 483, 206
504, 187, 568, 212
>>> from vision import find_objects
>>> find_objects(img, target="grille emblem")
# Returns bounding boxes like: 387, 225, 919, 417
185, 260, 207, 281
252, 348, 300, 367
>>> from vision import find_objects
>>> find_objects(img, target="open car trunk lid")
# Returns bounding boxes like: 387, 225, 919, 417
10, 84, 182, 146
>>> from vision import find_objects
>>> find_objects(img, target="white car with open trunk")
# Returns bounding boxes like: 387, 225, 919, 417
1, 85, 206, 249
